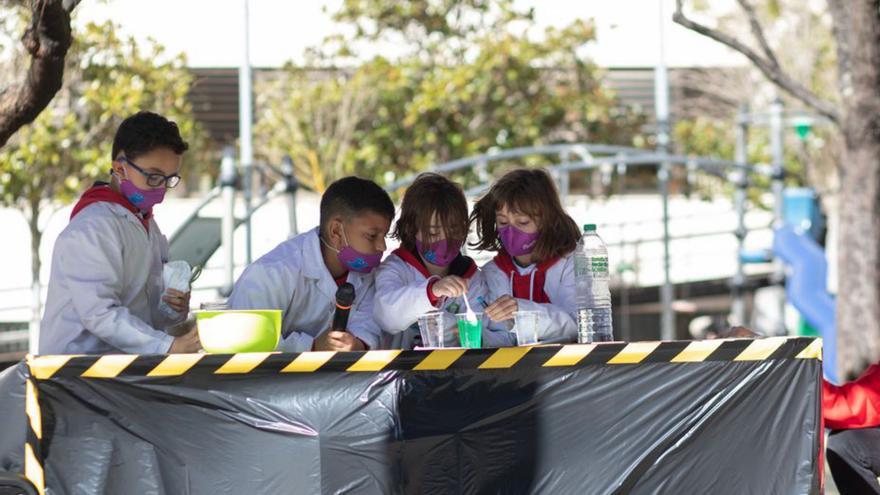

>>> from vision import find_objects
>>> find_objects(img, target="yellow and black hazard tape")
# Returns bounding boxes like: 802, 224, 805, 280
26, 337, 821, 380
21, 337, 819, 494
24, 377, 44, 495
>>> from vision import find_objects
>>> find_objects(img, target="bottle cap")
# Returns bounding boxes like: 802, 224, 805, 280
584, 224, 597, 232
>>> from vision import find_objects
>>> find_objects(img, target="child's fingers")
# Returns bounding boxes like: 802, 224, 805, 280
165, 288, 187, 298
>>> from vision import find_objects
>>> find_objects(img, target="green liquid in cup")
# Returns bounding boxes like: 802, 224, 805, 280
457, 318, 482, 348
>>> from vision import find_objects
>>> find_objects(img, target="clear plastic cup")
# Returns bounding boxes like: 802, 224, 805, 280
513, 310, 541, 346
456, 313, 483, 349
418, 312, 455, 348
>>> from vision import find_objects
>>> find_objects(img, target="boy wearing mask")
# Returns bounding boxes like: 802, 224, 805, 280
228, 176, 393, 352
41, 111, 199, 355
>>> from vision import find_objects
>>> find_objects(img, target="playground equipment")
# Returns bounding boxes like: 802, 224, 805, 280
167, 148, 300, 295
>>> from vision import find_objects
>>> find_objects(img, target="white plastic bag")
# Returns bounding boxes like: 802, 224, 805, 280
159, 260, 192, 319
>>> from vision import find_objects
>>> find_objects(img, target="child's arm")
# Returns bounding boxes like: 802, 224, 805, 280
226, 262, 314, 352
825, 364, 880, 429
372, 261, 438, 334
469, 272, 515, 347
347, 282, 382, 349
482, 260, 577, 343
58, 221, 173, 354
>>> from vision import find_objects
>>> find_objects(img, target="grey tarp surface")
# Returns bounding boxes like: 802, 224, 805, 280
1, 339, 821, 494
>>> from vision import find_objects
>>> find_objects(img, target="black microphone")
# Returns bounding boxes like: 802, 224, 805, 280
331, 282, 356, 332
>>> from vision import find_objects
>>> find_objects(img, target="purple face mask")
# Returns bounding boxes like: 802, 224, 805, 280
118, 167, 165, 212
498, 225, 540, 256
416, 238, 463, 267
326, 228, 382, 273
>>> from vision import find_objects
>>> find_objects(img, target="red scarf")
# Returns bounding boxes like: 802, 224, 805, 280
492, 252, 560, 304
70, 183, 151, 232
392, 247, 477, 279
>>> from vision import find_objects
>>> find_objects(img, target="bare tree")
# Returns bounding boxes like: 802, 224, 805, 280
0, 0, 81, 148
675, 0, 880, 378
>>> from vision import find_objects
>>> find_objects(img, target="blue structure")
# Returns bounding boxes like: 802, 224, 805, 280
773, 188, 837, 382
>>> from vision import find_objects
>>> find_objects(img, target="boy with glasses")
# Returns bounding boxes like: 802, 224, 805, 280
40, 111, 201, 354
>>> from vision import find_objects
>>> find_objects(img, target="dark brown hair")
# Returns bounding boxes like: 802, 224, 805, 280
469, 168, 580, 262
393, 173, 470, 252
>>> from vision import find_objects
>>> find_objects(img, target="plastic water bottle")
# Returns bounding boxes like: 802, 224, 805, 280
574, 224, 613, 343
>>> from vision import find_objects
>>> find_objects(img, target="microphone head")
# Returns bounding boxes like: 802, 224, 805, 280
335, 282, 356, 307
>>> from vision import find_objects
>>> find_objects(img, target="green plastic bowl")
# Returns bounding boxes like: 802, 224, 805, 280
195, 309, 282, 353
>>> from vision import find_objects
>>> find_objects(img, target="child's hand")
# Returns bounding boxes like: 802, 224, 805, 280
168, 326, 201, 353
162, 288, 191, 314
431, 275, 469, 299
314, 330, 366, 352
485, 295, 518, 322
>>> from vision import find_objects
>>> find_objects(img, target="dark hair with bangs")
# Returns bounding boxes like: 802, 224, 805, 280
469, 168, 580, 262
393, 173, 470, 252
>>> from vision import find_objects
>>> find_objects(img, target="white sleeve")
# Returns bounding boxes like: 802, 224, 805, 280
227, 262, 315, 352
372, 260, 437, 334
524, 258, 578, 342
348, 281, 382, 350
59, 221, 173, 354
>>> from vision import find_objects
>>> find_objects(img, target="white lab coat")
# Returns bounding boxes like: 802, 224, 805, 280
40, 202, 183, 355
227, 227, 381, 352
373, 249, 512, 348
482, 253, 578, 343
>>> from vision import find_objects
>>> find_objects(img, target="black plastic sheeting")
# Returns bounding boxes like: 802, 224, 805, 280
5, 356, 820, 494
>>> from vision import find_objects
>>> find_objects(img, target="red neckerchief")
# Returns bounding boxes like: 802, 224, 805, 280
393, 247, 477, 307
70, 182, 151, 232
334, 272, 349, 287
492, 251, 560, 304
392, 247, 477, 279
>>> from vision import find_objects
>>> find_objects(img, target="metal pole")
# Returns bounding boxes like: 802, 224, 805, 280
282, 155, 299, 237
770, 98, 787, 335
731, 104, 750, 326
655, 0, 674, 340
240, 0, 254, 265
220, 147, 237, 296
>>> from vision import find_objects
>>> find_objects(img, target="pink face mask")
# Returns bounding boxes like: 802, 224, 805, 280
416, 238, 463, 267
324, 228, 382, 273
117, 167, 165, 213
498, 225, 540, 256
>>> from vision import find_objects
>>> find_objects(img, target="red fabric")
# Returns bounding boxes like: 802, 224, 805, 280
394, 247, 476, 308
70, 183, 151, 232
823, 364, 880, 429
334, 272, 349, 287
392, 247, 432, 278
492, 252, 560, 304
426, 279, 440, 307
392, 247, 477, 280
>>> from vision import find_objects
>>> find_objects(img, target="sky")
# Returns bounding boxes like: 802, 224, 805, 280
73, 0, 745, 68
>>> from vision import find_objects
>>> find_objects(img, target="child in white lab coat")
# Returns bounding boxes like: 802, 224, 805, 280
41, 111, 199, 355
470, 168, 581, 343
228, 176, 393, 352
373, 173, 505, 349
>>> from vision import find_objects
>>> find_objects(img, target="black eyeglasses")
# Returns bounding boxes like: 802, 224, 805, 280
119, 157, 181, 188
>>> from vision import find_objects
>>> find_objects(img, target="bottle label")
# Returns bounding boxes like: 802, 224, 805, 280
590, 255, 609, 275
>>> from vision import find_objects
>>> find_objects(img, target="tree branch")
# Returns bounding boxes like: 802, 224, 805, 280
673, 0, 841, 125
0, 0, 81, 148
735, 0, 780, 69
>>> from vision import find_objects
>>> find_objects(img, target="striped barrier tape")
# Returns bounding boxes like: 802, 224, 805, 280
21, 336, 821, 494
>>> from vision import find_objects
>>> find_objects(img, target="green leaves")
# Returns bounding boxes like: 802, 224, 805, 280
255, 0, 644, 194
0, 20, 207, 212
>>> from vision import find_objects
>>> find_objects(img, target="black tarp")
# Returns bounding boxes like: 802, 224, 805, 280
3, 339, 822, 494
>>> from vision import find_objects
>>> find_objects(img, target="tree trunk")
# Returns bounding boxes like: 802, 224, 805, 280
836, 133, 880, 378
829, 0, 880, 379
28, 200, 43, 354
